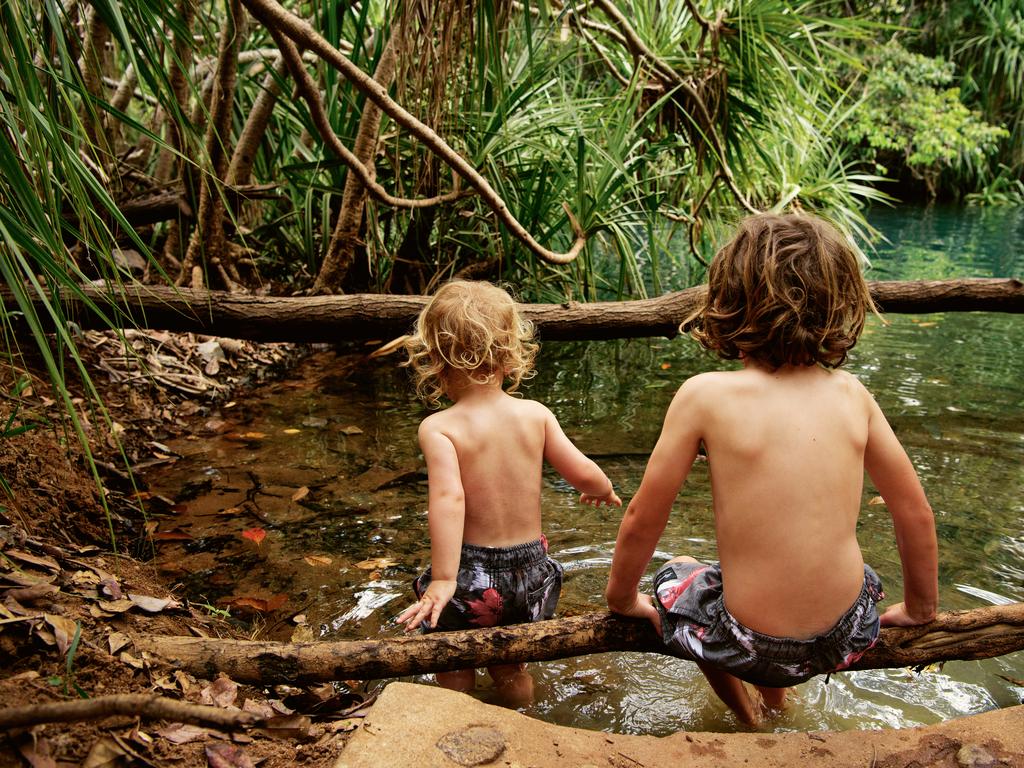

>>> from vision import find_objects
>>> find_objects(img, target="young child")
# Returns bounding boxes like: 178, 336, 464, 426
397, 279, 621, 706
605, 212, 939, 725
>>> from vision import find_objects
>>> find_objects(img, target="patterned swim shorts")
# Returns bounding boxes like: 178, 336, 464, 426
653, 560, 884, 687
413, 537, 563, 632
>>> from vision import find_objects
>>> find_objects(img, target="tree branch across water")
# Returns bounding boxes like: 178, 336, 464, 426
10, 277, 1022, 344
132, 604, 1024, 685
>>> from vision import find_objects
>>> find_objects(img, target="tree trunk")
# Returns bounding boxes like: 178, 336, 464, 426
226, 55, 290, 190
178, 0, 245, 288
313, 32, 400, 294
133, 603, 1024, 685
13, 278, 1022, 343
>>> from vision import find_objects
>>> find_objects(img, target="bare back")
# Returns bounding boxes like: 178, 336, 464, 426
698, 365, 871, 637
421, 391, 549, 547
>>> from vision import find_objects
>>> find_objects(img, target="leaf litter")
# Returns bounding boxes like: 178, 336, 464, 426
0, 334, 366, 767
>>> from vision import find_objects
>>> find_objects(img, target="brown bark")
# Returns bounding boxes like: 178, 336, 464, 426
11, 278, 1021, 344
226, 55, 290, 189
271, 33, 465, 214
314, 31, 400, 294
240, 0, 587, 266
0, 693, 259, 731
133, 604, 1024, 685
178, 0, 245, 288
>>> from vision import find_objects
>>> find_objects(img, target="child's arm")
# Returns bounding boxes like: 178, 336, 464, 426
605, 380, 703, 630
542, 408, 622, 507
864, 395, 938, 627
396, 420, 465, 631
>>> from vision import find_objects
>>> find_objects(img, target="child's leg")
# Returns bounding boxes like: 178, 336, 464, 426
755, 684, 789, 712
488, 663, 534, 708
436, 669, 475, 692
696, 662, 762, 726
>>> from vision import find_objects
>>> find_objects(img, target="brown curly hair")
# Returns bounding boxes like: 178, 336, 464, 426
688, 213, 878, 369
405, 280, 538, 407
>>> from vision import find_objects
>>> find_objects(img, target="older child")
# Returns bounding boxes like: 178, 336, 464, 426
397, 279, 621, 705
606, 213, 938, 725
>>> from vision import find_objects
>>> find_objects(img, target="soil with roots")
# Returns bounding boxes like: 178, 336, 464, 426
0, 332, 365, 768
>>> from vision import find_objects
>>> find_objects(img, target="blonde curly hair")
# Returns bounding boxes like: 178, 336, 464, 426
405, 280, 538, 407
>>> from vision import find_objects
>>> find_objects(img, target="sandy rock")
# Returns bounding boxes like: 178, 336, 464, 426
335, 682, 1024, 768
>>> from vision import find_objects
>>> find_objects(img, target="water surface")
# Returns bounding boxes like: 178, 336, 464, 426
145, 205, 1024, 734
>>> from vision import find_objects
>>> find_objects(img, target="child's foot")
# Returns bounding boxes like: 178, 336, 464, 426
753, 685, 790, 719
489, 664, 534, 709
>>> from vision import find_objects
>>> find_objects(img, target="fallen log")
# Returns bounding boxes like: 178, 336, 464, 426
134, 603, 1024, 685
4, 278, 1022, 343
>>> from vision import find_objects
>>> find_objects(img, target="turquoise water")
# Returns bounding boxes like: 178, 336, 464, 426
146, 205, 1024, 734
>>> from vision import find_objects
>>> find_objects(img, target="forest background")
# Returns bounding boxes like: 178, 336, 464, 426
0, 2, 1022, 760
2, 0, 1023, 475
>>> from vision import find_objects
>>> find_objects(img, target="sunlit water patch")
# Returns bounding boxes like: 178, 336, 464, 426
144, 206, 1024, 734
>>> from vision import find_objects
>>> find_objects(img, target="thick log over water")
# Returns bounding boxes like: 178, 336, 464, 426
6, 277, 1023, 343
134, 603, 1024, 685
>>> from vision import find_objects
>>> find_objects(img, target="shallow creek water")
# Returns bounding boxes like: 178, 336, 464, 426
144, 205, 1024, 735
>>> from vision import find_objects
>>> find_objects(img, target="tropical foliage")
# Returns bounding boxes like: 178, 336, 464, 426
844, 43, 1007, 198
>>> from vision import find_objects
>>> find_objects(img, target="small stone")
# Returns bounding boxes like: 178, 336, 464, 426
436, 726, 507, 766
957, 743, 996, 768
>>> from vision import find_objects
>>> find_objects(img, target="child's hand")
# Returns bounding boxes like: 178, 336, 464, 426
607, 591, 662, 637
580, 489, 622, 508
396, 580, 456, 632
879, 601, 936, 627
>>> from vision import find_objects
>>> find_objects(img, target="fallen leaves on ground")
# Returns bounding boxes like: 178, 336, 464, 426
241, 528, 266, 547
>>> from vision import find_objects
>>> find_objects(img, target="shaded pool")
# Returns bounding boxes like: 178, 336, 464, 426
145, 205, 1024, 734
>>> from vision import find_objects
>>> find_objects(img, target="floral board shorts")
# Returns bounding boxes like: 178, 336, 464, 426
653, 560, 884, 688
412, 537, 563, 632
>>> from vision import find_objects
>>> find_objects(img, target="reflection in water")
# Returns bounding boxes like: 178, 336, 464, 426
145, 207, 1024, 734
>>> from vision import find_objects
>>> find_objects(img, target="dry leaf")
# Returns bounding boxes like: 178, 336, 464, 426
8, 582, 59, 603
43, 614, 77, 655
222, 594, 288, 613
201, 675, 239, 708
302, 555, 332, 567
354, 557, 399, 570
128, 593, 181, 613
119, 651, 145, 670
253, 714, 311, 740
339, 425, 364, 436
96, 599, 133, 614
157, 723, 210, 745
70, 570, 100, 587
868, 496, 886, 506
5, 550, 60, 572
241, 528, 266, 546
291, 487, 310, 502
17, 736, 56, 768
282, 428, 301, 434
242, 698, 276, 718
206, 742, 255, 768
99, 578, 123, 599
82, 737, 128, 768
107, 631, 131, 655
